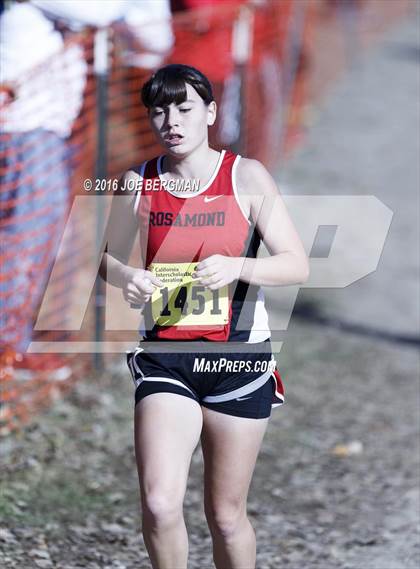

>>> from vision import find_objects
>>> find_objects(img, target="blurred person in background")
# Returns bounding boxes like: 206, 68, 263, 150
169, 0, 245, 149
32, 0, 174, 173
32, 0, 128, 29
32, 0, 173, 63
0, 0, 86, 376
0, 0, 172, 372
110, 0, 174, 170
168, 0, 286, 159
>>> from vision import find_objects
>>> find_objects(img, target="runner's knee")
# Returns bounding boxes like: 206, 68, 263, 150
142, 491, 184, 528
205, 499, 247, 539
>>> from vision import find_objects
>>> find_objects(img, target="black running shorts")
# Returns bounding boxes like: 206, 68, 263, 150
126, 338, 277, 419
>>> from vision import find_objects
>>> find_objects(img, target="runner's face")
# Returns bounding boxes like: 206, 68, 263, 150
149, 83, 216, 156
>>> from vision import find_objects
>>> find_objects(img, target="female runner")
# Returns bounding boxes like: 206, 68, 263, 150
101, 64, 309, 569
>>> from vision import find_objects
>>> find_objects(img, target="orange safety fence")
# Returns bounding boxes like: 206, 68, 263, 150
0, 0, 413, 436
0, 31, 97, 435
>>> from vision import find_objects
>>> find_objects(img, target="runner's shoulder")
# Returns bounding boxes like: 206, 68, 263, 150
236, 157, 279, 197
114, 168, 142, 197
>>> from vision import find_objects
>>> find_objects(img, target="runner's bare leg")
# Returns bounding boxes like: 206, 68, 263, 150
201, 408, 270, 569
135, 393, 203, 569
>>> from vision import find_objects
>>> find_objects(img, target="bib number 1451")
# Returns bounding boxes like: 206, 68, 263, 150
149, 263, 229, 327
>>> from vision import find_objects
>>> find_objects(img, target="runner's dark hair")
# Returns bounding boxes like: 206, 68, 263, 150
141, 64, 214, 110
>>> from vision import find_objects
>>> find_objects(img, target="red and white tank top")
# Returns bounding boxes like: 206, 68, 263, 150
134, 149, 270, 342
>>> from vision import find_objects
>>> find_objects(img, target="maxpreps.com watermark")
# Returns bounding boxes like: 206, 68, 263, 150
83, 178, 201, 193
193, 358, 277, 374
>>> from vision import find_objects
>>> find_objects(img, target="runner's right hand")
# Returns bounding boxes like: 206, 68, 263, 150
122, 268, 163, 306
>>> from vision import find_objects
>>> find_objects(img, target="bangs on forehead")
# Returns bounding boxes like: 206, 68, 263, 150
148, 76, 188, 109
141, 64, 214, 109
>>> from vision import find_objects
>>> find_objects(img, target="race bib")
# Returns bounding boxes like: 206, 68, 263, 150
149, 262, 229, 327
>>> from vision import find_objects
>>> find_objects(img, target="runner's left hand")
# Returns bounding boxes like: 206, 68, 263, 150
192, 255, 244, 290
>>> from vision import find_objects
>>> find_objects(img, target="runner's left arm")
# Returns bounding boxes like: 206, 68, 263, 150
238, 158, 310, 286
195, 158, 309, 288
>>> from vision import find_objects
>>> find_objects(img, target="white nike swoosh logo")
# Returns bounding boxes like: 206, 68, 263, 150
204, 195, 223, 203
236, 396, 252, 401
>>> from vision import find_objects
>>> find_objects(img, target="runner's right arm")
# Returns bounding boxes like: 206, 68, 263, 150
99, 169, 162, 304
